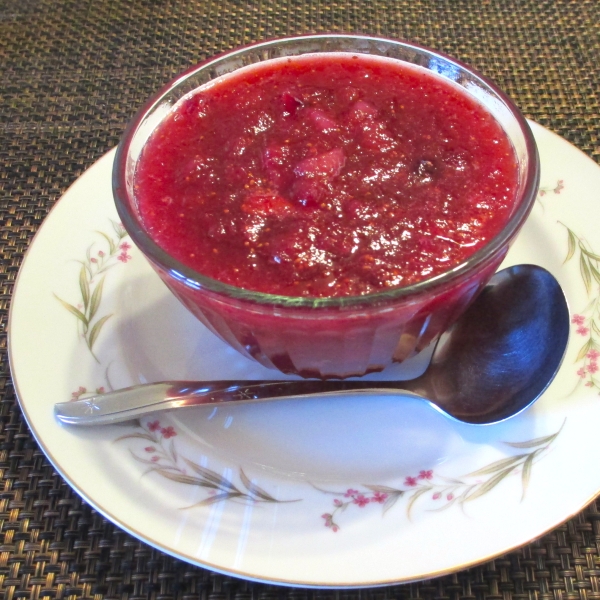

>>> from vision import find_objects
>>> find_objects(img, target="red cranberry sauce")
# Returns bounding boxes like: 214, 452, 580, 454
134, 54, 518, 298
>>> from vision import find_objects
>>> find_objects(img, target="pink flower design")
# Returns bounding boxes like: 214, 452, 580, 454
120, 242, 132, 251
586, 381, 594, 387
90, 257, 97, 263
371, 491, 388, 504
96, 386, 105, 394
344, 488, 359, 498
539, 190, 546, 197
151, 456, 160, 462
432, 492, 441, 500
322, 513, 339, 532
577, 367, 587, 378
447, 493, 454, 501
554, 180, 564, 194
117, 252, 132, 263
333, 498, 343, 507
588, 349, 600, 360
144, 447, 155, 452
588, 362, 598, 374
418, 470, 433, 480
98, 250, 105, 257
404, 476, 418, 487
71, 386, 86, 400
148, 420, 161, 432
572, 315, 585, 326
161, 426, 177, 439
353, 494, 370, 507
577, 326, 590, 336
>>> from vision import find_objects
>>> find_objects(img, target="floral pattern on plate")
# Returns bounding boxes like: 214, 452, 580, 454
562, 226, 600, 391
116, 419, 299, 506
315, 424, 563, 532
105, 412, 564, 532
54, 220, 131, 361
11, 124, 600, 586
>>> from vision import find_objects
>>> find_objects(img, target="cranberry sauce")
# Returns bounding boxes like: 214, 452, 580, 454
134, 53, 518, 298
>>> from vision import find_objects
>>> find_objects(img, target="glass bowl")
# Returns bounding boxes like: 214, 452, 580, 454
113, 34, 540, 379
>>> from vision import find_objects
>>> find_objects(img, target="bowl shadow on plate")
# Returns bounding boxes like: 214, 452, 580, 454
76, 270, 541, 485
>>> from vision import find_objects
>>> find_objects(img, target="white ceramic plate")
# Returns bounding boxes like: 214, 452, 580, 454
8, 122, 600, 588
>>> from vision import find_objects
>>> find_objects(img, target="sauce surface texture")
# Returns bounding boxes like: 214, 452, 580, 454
135, 54, 518, 297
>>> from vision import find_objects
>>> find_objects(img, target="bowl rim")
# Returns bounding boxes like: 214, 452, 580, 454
113, 33, 540, 309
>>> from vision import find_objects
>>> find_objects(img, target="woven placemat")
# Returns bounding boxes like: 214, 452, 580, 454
1, 0, 599, 597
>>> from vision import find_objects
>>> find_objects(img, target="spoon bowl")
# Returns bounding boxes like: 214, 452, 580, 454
54, 264, 569, 426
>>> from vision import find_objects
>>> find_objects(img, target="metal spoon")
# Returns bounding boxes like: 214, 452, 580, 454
55, 264, 569, 427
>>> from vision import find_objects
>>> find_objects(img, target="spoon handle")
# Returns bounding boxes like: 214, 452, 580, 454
54, 379, 425, 426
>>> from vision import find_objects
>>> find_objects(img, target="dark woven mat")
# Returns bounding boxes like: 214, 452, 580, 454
1, 0, 599, 598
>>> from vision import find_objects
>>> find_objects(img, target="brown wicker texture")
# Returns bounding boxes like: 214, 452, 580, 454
1, 0, 599, 598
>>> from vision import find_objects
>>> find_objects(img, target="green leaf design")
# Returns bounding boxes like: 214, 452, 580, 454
141, 466, 184, 478
88, 276, 105, 323
465, 454, 525, 477
168, 438, 178, 463
504, 430, 561, 449
463, 467, 515, 503
406, 487, 431, 520
364, 484, 403, 494
55, 223, 133, 362
183, 459, 240, 492
239, 469, 276, 502
185, 492, 243, 508
112, 220, 127, 239
565, 228, 577, 262
54, 294, 89, 327
79, 264, 90, 311
520, 450, 540, 501
580, 246, 600, 263
77, 258, 94, 281
580, 255, 593, 294
97, 230, 116, 255
155, 469, 213, 487
459, 484, 477, 502
437, 475, 466, 485
576, 338, 593, 363
382, 491, 404, 514
88, 314, 112, 351
590, 261, 600, 285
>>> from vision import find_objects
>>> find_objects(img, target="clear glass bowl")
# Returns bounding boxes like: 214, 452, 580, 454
113, 34, 540, 379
